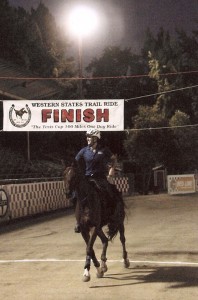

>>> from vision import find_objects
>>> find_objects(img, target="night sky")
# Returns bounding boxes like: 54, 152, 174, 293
9, 0, 198, 65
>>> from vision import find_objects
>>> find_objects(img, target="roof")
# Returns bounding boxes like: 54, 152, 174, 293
152, 165, 165, 171
0, 59, 66, 100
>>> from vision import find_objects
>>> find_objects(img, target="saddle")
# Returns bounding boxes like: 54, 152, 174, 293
87, 177, 122, 212
88, 177, 108, 192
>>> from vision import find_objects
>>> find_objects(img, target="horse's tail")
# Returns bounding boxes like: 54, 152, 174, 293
107, 200, 125, 241
107, 222, 119, 241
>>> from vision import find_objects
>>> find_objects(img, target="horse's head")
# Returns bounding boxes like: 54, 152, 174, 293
63, 165, 77, 198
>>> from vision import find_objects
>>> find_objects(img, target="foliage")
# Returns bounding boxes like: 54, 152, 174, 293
86, 46, 137, 100
143, 27, 198, 119
85, 46, 154, 127
169, 111, 198, 172
123, 25, 198, 192
0, 145, 63, 180
169, 110, 190, 127
124, 105, 176, 193
0, 1, 76, 80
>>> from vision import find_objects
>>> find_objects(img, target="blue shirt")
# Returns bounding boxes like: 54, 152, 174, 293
75, 145, 112, 176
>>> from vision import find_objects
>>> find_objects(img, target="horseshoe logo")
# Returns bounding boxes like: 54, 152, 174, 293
0, 189, 9, 218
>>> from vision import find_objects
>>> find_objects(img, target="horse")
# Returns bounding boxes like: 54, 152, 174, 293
63, 165, 130, 282
14, 108, 27, 119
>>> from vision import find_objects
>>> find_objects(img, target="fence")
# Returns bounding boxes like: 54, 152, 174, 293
0, 180, 71, 223
0, 175, 133, 222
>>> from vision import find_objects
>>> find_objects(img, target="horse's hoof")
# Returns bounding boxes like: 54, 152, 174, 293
101, 262, 108, 273
83, 269, 91, 282
96, 267, 104, 278
82, 275, 91, 282
124, 258, 130, 268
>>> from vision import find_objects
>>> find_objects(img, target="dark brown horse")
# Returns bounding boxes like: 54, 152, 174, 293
63, 165, 130, 282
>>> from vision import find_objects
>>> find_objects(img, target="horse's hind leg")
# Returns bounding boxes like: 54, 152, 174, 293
119, 223, 130, 268
97, 229, 108, 273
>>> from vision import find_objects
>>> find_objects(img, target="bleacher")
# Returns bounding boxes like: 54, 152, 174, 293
0, 147, 63, 184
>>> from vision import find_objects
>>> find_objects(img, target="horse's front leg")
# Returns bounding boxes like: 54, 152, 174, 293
83, 255, 91, 282
88, 227, 105, 279
81, 226, 102, 281
97, 229, 109, 273
119, 223, 130, 268
80, 228, 92, 282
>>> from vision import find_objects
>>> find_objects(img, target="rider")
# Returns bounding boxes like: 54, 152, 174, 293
74, 129, 118, 233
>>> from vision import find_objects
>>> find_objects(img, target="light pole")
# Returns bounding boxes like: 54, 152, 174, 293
27, 131, 30, 161
68, 5, 98, 99
78, 34, 83, 99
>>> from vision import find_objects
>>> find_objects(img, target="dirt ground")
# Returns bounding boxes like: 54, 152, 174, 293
0, 193, 198, 300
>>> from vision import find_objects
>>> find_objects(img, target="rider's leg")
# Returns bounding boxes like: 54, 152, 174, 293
74, 199, 81, 233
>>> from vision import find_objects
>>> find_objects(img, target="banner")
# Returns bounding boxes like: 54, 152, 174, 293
167, 174, 195, 194
3, 99, 124, 131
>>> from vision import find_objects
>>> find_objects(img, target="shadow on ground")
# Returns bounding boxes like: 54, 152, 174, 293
90, 266, 198, 289
0, 207, 74, 234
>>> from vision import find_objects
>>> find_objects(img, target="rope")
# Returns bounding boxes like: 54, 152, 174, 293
0, 69, 197, 81
125, 123, 198, 132
124, 84, 198, 102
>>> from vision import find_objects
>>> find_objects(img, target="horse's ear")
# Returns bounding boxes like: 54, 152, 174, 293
61, 159, 66, 168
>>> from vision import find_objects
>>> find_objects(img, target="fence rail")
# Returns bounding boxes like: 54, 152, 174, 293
0, 176, 63, 185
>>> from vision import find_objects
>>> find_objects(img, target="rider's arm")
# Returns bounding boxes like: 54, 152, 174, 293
75, 148, 85, 161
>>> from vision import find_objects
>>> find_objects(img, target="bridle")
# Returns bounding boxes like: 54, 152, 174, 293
63, 166, 77, 198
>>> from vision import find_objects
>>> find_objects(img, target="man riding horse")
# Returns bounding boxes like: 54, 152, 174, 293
74, 129, 121, 233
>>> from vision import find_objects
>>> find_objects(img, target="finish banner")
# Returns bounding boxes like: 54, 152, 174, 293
3, 99, 124, 131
